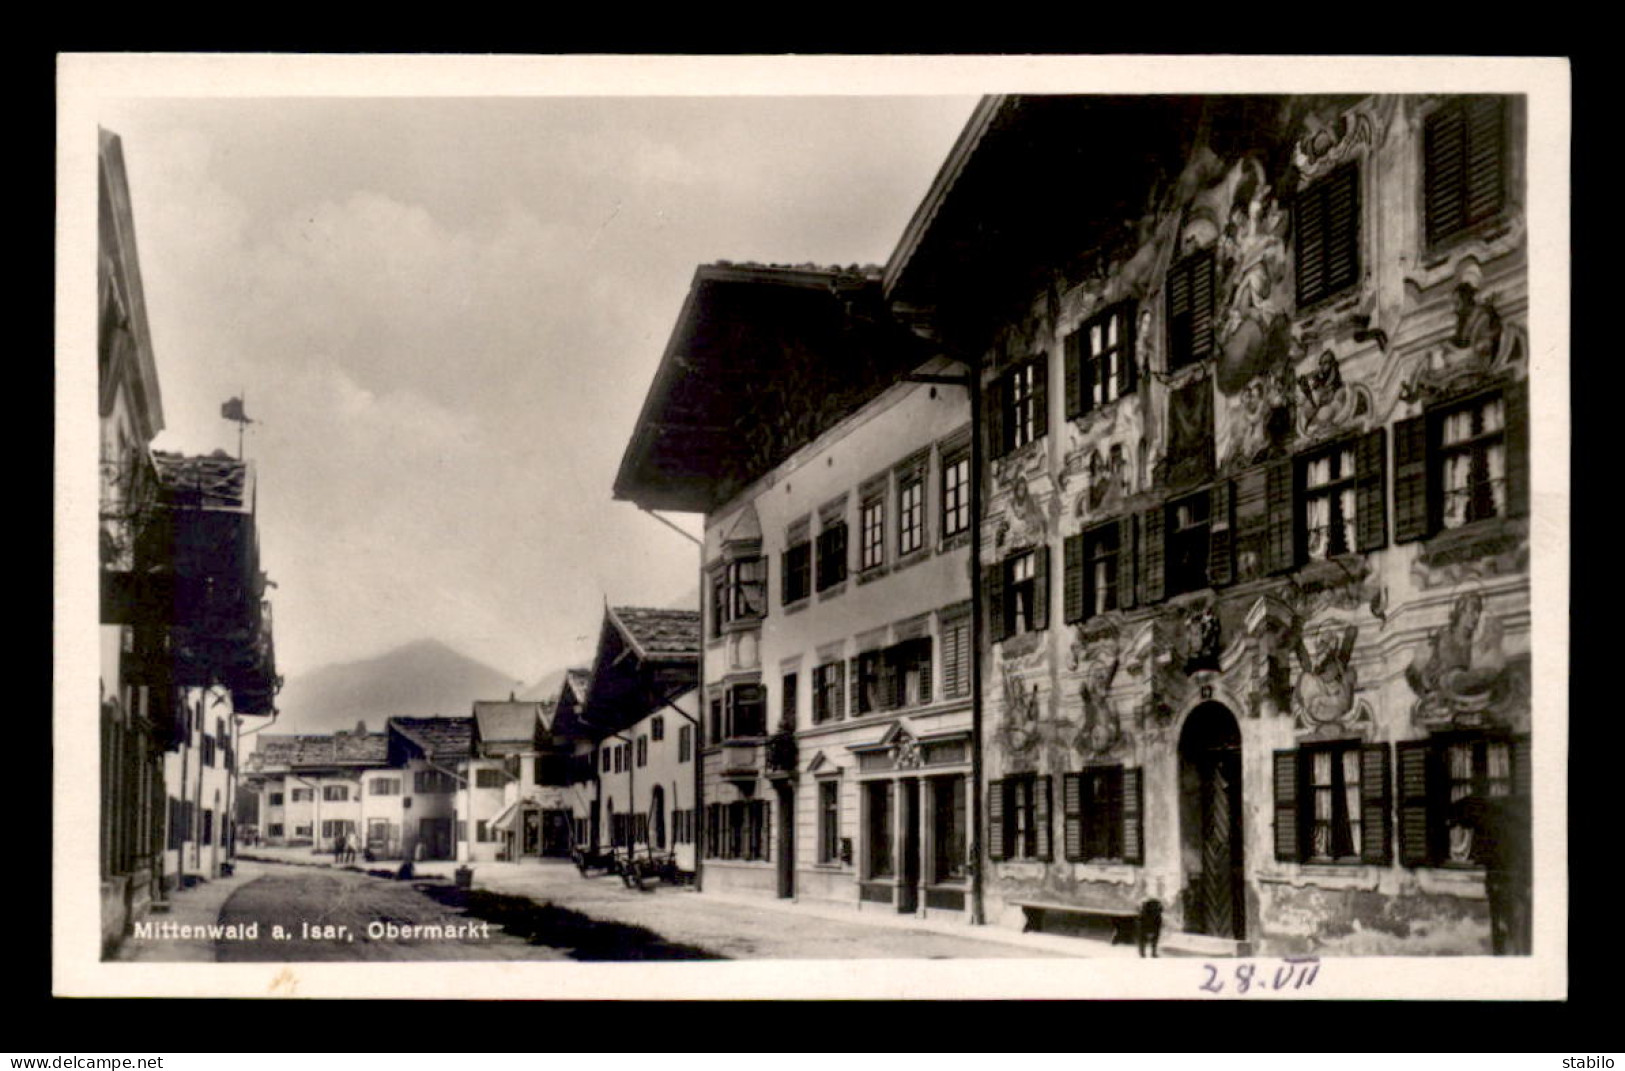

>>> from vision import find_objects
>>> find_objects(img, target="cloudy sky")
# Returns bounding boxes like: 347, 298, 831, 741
89, 69, 978, 688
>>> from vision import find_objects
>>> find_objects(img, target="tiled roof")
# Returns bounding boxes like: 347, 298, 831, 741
472, 701, 543, 745
712, 260, 881, 278
389, 716, 474, 759
564, 668, 591, 699
610, 607, 701, 659
152, 450, 253, 510
250, 731, 387, 770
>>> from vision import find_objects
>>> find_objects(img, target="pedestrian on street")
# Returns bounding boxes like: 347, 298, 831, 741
345, 829, 360, 865
333, 834, 344, 865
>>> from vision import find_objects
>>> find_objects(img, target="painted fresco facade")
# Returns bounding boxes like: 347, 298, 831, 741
889, 94, 1533, 954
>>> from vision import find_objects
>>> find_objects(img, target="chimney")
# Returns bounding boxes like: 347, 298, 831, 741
355, 719, 367, 736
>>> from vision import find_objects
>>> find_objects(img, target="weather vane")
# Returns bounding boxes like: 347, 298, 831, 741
221, 392, 254, 458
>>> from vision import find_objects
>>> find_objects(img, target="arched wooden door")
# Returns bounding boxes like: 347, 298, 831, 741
1179, 702, 1245, 940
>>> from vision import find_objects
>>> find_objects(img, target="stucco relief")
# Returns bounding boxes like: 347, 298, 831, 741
1292, 96, 1397, 183
1295, 349, 1375, 444
1291, 621, 1372, 736
1398, 271, 1527, 413
1405, 590, 1529, 730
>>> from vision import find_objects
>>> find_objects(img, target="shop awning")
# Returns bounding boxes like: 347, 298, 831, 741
491, 800, 522, 832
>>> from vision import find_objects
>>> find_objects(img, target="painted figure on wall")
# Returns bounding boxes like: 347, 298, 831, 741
1215, 161, 1293, 397
1405, 590, 1512, 725
997, 665, 1043, 760
1069, 628, 1122, 757
1293, 621, 1360, 729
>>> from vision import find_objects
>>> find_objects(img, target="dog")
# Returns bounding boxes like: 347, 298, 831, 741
1137, 899, 1163, 958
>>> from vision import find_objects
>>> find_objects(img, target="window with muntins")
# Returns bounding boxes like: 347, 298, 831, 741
898, 472, 924, 556
725, 683, 766, 739
323, 785, 348, 802
1295, 162, 1361, 308
1166, 492, 1211, 596
1397, 733, 1529, 868
1066, 303, 1137, 419
1394, 385, 1527, 543
1300, 443, 1358, 560
941, 450, 970, 538
816, 520, 849, 591
813, 661, 845, 723
729, 556, 766, 621
818, 780, 840, 864
1275, 743, 1392, 866
782, 540, 812, 604
1425, 97, 1508, 248
987, 547, 1049, 641
988, 774, 1052, 862
860, 496, 885, 571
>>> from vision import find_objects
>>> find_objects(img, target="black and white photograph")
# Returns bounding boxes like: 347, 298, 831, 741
56, 54, 1569, 1000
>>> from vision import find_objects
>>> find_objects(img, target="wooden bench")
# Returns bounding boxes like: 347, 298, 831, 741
1012, 899, 1145, 947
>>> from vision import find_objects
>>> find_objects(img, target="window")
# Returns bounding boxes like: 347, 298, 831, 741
730, 556, 766, 621
854, 651, 883, 715
323, 785, 349, 802
1425, 97, 1508, 248
475, 769, 505, 789
268, 823, 284, 838
651, 716, 664, 742
941, 448, 970, 539
1395, 386, 1527, 543
709, 569, 728, 637
706, 799, 770, 861
1397, 733, 1529, 868
988, 547, 1049, 641
201, 734, 216, 767
321, 819, 355, 841
931, 775, 967, 882
818, 780, 841, 864
202, 808, 214, 846
1299, 443, 1358, 560
988, 774, 1052, 861
1066, 303, 1137, 419
940, 609, 972, 700
369, 779, 400, 797
724, 684, 766, 739
269, 792, 284, 807
1295, 163, 1361, 308
1275, 743, 1392, 866
1065, 522, 1133, 624
601, 746, 612, 772
990, 358, 1048, 458
709, 697, 724, 745
294, 824, 312, 838
678, 723, 693, 763
816, 518, 849, 591
290, 788, 313, 802
865, 780, 894, 877
859, 495, 885, 571
636, 736, 648, 767
781, 672, 798, 730
1062, 767, 1144, 864
813, 661, 846, 724
782, 539, 812, 604
898, 470, 925, 555
1166, 492, 1212, 597
414, 770, 454, 794
1166, 249, 1216, 371
614, 744, 625, 773
476, 820, 491, 843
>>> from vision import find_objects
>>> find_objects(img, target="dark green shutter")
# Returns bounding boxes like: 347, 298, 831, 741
1356, 427, 1389, 552
1140, 506, 1166, 604
1122, 767, 1144, 865
1063, 533, 1085, 625
1397, 741, 1433, 867
985, 373, 1006, 461
1064, 331, 1083, 420
985, 563, 1008, 644
1033, 357, 1050, 441
1361, 743, 1392, 865
1274, 750, 1300, 863
1504, 379, 1529, 517
1116, 515, 1138, 610
1208, 480, 1234, 587
1032, 544, 1050, 631
1263, 459, 1295, 574
1233, 466, 1269, 582
988, 779, 1007, 861
1393, 415, 1431, 543
1062, 772, 1083, 861
1035, 776, 1053, 862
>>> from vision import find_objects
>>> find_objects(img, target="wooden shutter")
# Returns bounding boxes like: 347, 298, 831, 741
833, 661, 846, 721
1504, 379, 1529, 518
1207, 479, 1234, 587
1140, 506, 1166, 604
1232, 466, 1269, 582
1063, 533, 1085, 625
1032, 357, 1050, 441
1513, 734, 1533, 798
1116, 515, 1138, 610
1034, 776, 1053, 861
1263, 459, 1295, 574
1062, 772, 1083, 861
1393, 414, 1431, 543
1425, 100, 1467, 245
1295, 174, 1326, 307
1189, 252, 1215, 364
1167, 260, 1190, 369
1360, 743, 1392, 865
1120, 306, 1139, 396
918, 638, 933, 705
1274, 750, 1300, 863
985, 373, 1006, 461
1064, 331, 1084, 419
1122, 767, 1144, 865
1297, 163, 1360, 307
1464, 98, 1507, 226
1397, 741, 1433, 867
988, 779, 1007, 861
1355, 427, 1388, 552
985, 563, 1008, 644
1032, 544, 1050, 632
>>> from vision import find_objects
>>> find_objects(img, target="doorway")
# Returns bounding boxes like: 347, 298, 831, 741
1178, 702, 1245, 940
898, 779, 921, 914
775, 782, 795, 898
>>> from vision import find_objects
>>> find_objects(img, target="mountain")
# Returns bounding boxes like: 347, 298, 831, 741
267, 639, 523, 737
